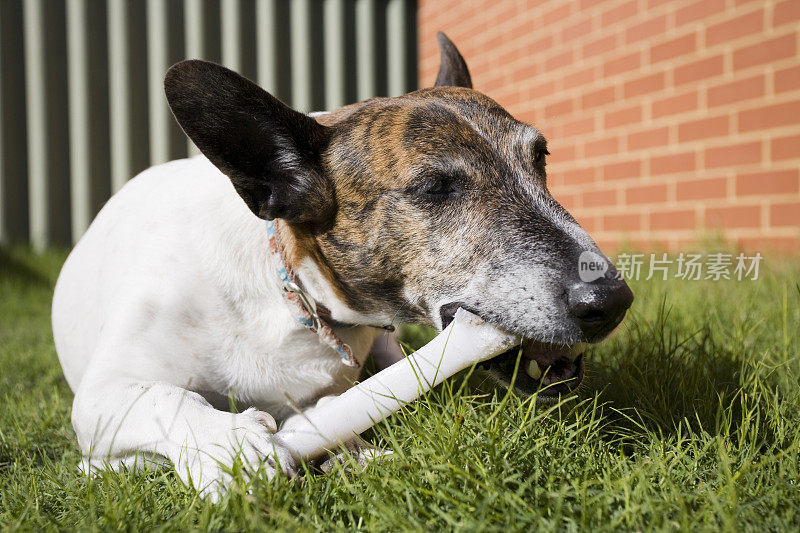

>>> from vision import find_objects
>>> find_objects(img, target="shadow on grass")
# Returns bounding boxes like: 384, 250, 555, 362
586, 301, 745, 441
0, 248, 53, 288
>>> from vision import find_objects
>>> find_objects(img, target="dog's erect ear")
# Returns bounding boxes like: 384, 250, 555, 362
165, 60, 334, 224
434, 31, 472, 89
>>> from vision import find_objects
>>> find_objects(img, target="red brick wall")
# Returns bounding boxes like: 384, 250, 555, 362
418, 0, 800, 253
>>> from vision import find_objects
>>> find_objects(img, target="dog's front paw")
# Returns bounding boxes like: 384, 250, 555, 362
173, 408, 296, 502
318, 436, 393, 474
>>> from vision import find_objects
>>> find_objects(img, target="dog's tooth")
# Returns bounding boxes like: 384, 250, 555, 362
525, 360, 542, 380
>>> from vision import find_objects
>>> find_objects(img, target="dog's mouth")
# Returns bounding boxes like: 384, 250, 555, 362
478, 339, 585, 397
439, 303, 586, 397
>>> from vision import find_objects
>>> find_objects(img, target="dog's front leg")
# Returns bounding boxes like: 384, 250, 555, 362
72, 376, 295, 501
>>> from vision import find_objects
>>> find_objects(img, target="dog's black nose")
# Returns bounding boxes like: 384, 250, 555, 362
568, 277, 634, 341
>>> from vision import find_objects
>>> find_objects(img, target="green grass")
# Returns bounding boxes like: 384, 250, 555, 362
1, 246, 799, 531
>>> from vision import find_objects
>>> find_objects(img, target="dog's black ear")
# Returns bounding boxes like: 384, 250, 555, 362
165, 60, 334, 224
434, 32, 472, 89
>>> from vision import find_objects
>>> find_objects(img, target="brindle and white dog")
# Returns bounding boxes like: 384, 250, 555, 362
52, 33, 633, 500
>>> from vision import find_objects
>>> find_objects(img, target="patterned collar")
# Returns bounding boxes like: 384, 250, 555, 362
265, 220, 364, 367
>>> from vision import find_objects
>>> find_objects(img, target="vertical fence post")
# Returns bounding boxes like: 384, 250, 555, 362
108, 0, 132, 193
291, 0, 312, 112
23, 0, 50, 249
221, 0, 241, 73
183, 0, 205, 156
324, 0, 346, 110
386, 0, 408, 97
256, 0, 278, 95
356, 0, 376, 102
146, 0, 171, 166
66, 0, 91, 242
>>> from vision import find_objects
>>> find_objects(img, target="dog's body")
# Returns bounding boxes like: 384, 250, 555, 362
52, 34, 632, 500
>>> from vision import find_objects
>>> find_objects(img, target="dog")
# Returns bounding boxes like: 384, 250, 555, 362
52, 32, 633, 500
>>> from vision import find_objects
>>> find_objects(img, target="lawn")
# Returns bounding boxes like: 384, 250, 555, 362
1, 246, 799, 531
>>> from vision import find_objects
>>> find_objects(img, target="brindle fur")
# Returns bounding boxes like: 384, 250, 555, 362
167, 32, 609, 347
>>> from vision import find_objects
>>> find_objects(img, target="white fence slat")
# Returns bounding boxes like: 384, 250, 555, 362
66, 0, 91, 241
146, 0, 171, 166
22, 0, 48, 249
290, 0, 313, 112
324, 0, 346, 110
356, 0, 376, 102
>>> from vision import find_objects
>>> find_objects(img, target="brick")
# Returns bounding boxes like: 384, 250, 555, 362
625, 15, 667, 44
674, 55, 724, 85
562, 117, 595, 137
604, 105, 642, 128
603, 160, 641, 180
530, 80, 557, 98
650, 34, 696, 63
548, 171, 567, 188
770, 201, 800, 226
545, 50, 573, 70
545, 98, 574, 118
585, 137, 619, 158
775, 65, 800, 93
739, 100, 800, 132
524, 35, 554, 55
705, 205, 761, 228
512, 62, 539, 83
707, 75, 764, 107
547, 143, 575, 163
676, 0, 725, 26
563, 19, 593, 42
705, 142, 761, 168
738, 236, 798, 253
678, 116, 729, 142
651, 151, 695, 174
542, 3, 572, 24
771, 134, 800, 160
581, 86, 616, 109
601, 0, 637, 26
650, 209, 697, 230
627, 127, 669, 150
624, 72, 666, 97
676, 177, 728, 200
563, 167, 596, 185
555, 192, 578, 210
774, 0, 800, 27
733, 34, 796, 71
563, 67, 595, 89
603, 52, 641, 76
580, 0, 608, 8
604, 213, 641, 231
705, 10, 763, 46
552, 144, 577, 164
582, 188, 618, 207
583, 35, 617, 59
652, 91, 698, 118
736, 170, 799, 195
626, 183, 668, 204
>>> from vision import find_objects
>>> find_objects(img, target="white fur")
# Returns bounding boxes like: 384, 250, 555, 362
52, 155, 400, 500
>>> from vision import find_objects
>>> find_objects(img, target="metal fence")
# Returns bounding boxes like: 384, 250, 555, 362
0, 0, 417, 248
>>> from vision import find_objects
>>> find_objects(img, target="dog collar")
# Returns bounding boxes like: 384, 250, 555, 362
265, 219, 361, 368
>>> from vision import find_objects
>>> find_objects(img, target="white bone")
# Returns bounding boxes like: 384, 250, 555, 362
275, 308, 519, 461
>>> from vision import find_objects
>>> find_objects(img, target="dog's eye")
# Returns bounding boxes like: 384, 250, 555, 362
421, 178, 457, 197
534, 149, 550, 164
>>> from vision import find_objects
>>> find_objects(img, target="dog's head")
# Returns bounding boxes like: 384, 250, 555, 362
165, 33, 633, 397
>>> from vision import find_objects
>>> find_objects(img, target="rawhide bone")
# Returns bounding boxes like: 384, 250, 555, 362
274, 308, 520, 461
